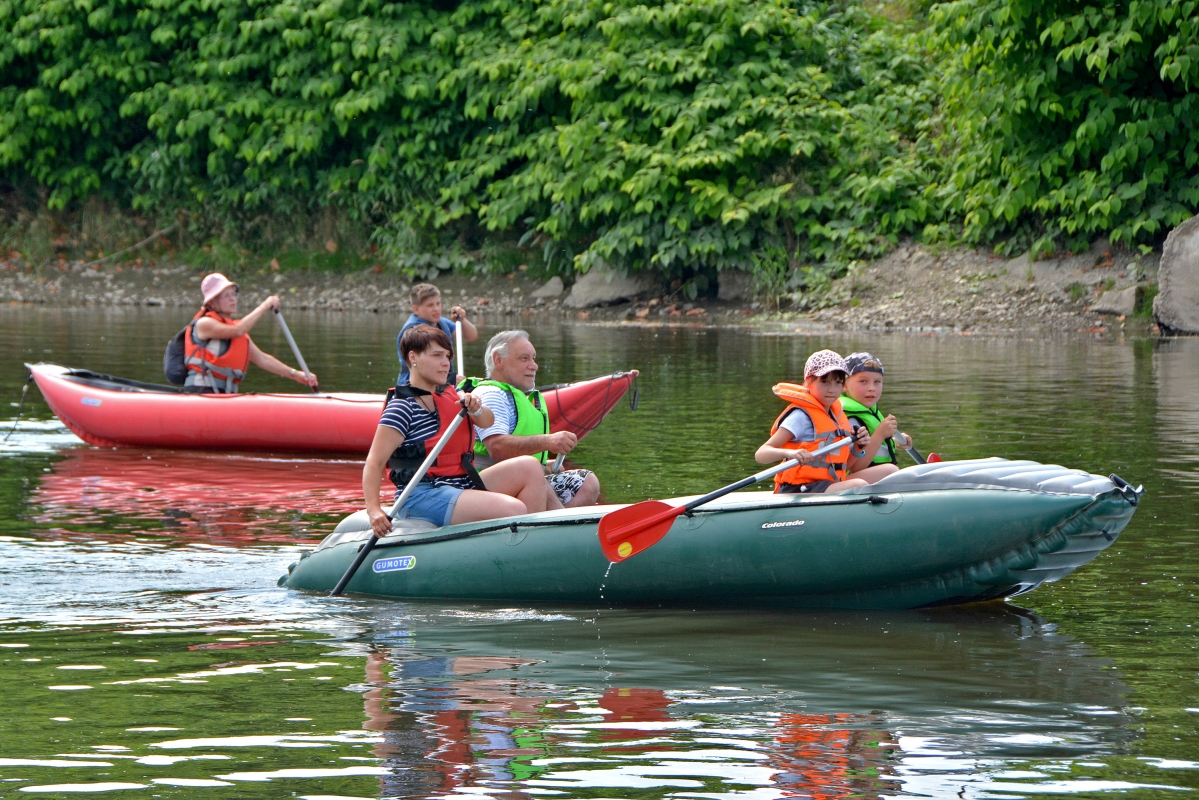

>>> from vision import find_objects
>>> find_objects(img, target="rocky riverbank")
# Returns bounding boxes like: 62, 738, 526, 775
0, 239, 1162, 336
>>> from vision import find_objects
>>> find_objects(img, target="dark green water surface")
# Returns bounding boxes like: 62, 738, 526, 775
1, 307, 1197, 799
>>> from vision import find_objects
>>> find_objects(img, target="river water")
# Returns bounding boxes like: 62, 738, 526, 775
1, 306, 1197, 799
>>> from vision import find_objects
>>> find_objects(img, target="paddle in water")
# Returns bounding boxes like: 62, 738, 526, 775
274, 310, 319, 393
329, 403, 470, 597
598, 436, 855, 563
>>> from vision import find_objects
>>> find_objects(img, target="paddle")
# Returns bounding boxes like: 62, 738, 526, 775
274, 310, 318, 393
598, 436, 855, 563
897, 435, 940, 464
329, 405, 470, 597
552, 453, 566, 473
453, 315, 465, 382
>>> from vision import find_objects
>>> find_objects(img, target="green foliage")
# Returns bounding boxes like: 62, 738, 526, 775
0, 0, 940, 288
431, 0, 941, 276
928, 0, 1199, 254
9, 0, 1196, 292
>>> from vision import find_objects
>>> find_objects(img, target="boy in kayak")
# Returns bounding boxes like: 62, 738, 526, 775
841, 352, 910, 478
755, 349, 883, 494
364, 325, 546, 534
395, 283, 478, 386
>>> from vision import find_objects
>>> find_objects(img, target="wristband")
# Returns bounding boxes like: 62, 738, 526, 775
468, 407, 484, 418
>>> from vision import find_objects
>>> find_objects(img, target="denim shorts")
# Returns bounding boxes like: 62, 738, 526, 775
393, 482, 465, 527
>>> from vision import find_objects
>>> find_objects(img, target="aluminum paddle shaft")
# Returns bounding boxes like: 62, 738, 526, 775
454, 318, 465, 380
329, 408, 469, 597
274, 310, 318, 393
598, 435, 855, 562
681, 435, 856, 513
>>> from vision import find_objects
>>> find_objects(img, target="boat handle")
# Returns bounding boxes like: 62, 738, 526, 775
1109, 473, 1143, 506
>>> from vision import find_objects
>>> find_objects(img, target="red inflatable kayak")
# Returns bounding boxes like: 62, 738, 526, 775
28, 363, 638, 454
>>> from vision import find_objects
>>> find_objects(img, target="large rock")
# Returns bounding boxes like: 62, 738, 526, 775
1089, 286, 1136, 316
718, 270, 751, 301
563, 267, 654, 308
531, 276, 564, 299
1155, 215, 1199, 333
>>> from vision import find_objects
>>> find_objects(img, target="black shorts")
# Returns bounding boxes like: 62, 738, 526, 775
777, 480, 833, 495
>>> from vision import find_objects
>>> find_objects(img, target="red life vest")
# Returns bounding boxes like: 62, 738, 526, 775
184, 309, 250, 393
770, 383, 854, 491
386, 384, 482, 488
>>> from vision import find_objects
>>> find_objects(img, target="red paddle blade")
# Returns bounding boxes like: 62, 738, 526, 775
597, 500, 684, 563
927, 452, 943, 463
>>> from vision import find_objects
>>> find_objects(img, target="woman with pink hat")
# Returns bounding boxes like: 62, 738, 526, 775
183, 273, 318, 393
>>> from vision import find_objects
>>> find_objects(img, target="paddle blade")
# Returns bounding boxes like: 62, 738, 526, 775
927, 452, 943, 463
597, 500, 683, 563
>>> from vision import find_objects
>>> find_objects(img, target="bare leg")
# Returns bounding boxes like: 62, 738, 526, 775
450, 489, 527, 524
478, 456, 549, 514
544, 480, 565, 511
564, 472, 601, 507
852, 464, 898, 484
824, 478, 869, 492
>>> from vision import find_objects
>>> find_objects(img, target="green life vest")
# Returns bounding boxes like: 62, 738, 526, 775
471, 379, 550, 465
839, 396, 897, 466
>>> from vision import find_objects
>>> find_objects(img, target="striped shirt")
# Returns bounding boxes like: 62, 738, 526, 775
472, 385, 519, 440
379, 395, 475, 490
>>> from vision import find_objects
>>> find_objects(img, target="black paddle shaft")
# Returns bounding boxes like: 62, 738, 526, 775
330, 406, 471, 597
329, 527, 383, 598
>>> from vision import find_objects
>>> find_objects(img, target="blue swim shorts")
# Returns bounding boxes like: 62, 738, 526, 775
393, 482, 464, 527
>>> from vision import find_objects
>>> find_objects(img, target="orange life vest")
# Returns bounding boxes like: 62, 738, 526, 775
770, 383, 854, 490
184, 309, 250, 393
386, 384, 482, 488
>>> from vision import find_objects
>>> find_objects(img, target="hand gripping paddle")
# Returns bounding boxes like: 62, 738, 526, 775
597, 436, 854, 563
903, 442, 941, 464
274, 310, 319, 393
330, 402, 471, 597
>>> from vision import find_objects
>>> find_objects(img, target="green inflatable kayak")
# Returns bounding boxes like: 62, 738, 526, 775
280, 459, 1143, 609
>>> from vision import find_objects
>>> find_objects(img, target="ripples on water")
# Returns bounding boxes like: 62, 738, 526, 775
1, 308, 1197, 798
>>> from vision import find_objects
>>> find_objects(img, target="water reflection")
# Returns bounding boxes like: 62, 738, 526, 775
30, 447, 369, 545
2, 309, 1199, 797
355, 606, 1137, 799
1155, 339, 1199, 491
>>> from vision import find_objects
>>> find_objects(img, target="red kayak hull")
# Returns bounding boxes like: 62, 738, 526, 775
28, 363, 637, 454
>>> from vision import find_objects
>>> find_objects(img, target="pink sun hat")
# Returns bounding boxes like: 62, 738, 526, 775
201, 272, 239, 306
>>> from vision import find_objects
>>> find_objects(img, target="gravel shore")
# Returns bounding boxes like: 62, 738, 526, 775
0, 240, 1158, 336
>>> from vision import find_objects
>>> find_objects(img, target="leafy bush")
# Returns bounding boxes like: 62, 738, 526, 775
928, 0, 1199, 255
0, 0, 940, 287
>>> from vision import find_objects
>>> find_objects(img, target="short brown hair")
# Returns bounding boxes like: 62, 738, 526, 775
410, 283, 441, 306
400, 324, 453, 367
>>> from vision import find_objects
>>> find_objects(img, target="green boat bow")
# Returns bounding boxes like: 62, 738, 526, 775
281, 459, 1142, 609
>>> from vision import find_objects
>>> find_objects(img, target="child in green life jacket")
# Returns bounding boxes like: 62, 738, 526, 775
841, 352, 911, 479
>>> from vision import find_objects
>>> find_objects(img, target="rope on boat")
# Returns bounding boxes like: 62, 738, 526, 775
368, 495, 888, 552
545, 371, 636, 435
371, 516, 603, 550
3, 378, 31, 443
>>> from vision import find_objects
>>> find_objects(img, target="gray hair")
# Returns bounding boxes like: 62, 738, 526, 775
483, 330, 530, 378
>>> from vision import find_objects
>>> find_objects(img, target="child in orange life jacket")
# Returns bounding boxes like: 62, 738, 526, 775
841, 352, 910, 481
755, 349, 880, 494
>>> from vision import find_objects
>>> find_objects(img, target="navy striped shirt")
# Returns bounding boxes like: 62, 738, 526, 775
379, 396, 475, 491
